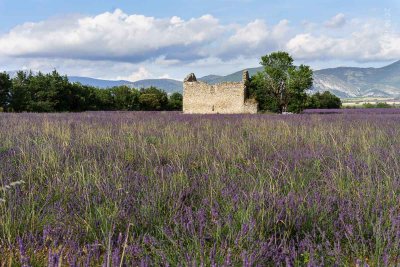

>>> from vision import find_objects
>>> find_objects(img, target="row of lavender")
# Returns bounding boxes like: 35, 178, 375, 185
1, 110, 400, 266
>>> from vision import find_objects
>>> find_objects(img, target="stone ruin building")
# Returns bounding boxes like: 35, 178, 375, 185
183, 70, 258, 114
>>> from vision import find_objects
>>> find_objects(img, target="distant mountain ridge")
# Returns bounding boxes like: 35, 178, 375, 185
69, 77, 131, 88
199, 61, 400, 98
5, 71, 182, 94
6, 60, 400, 98
70, 77, 182, 94
311, 61, 400, 98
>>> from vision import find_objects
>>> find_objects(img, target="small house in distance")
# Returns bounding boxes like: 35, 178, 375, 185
183, 70, 258, 114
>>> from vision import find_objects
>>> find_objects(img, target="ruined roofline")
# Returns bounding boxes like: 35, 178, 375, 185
183, 70, 250, 86
185, 80, 244, 87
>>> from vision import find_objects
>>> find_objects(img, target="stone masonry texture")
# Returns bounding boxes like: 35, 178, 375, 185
183, 71, 258, 114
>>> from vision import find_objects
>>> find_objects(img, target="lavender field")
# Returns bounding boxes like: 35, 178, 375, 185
1, 111, 400, 266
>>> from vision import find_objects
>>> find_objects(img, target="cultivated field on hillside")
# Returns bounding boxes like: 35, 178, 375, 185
1, 111, 400, 266
341, 97, 400, 107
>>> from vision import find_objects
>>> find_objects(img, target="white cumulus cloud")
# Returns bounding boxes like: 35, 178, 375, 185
218, 19, 291, 59
0, 9, 223, 62
116, 67, 151, 81
324, 13, 347, 28
1, 9, 400, 79
287, 19, 400, 62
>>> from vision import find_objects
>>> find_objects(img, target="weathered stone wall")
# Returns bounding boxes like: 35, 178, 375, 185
183, 71, 258, 114
243, 99, 258, 114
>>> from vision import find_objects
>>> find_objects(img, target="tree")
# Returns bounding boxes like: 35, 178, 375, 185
111, 86, 140, 111
0, 72, 12, 111
95, 89, 115, 110
362, 102, 391, 109
250, 52, 313, 113
306, 91, 342, 109
9, 71, 32, 112
129, 88, 141, 111
49, 70, 71, 112
375, 102, 391, 108
139, 87, 168, 111
28, 71, 58, 112
168, 92, 183, 111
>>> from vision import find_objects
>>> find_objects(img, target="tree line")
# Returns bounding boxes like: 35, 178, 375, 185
0, 70, 182, 112
0, 52, 341, 113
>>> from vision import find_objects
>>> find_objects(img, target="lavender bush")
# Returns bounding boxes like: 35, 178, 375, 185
1, 110, 400, 266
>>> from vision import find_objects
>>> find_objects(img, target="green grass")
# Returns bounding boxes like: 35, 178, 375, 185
0, 111, 400, 265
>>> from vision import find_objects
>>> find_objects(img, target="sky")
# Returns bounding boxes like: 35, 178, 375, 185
0, 0, 400, 81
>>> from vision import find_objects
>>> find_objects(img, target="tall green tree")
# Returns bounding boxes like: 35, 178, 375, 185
168, 92, 183, 111
28, 71, 56, 112
111, 86, 140, 111
0, 72, 12, 111
95, 89, 115, 110
10, 71, 32, 112
139, 87, 168, 111
49, 70, 71, 112
250, 51, 313, 113
306, 91, 342, 109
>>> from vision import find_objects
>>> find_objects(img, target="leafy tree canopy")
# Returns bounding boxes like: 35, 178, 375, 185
0, 72, 12, 111
306, 91, 342, 109
1, 71, 182, 112
250, 51, 313, 113
139, 87, 169, 111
